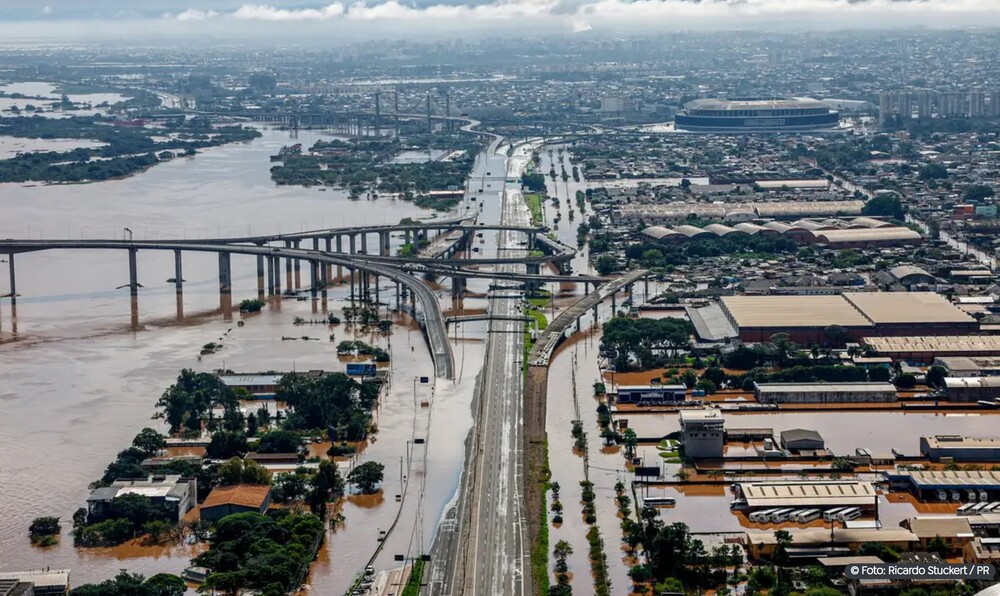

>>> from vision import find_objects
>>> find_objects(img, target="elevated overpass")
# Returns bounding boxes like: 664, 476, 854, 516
0, 239, 454, 380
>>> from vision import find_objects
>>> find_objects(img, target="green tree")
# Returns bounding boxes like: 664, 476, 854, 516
132, 428, 167, 457
869, 366, 891, 382
206, 431, 250, 460
862, 195, 904, 220
347, 461, 385, 494
255, 429, 302, 454
926, 365, 947, 389
895, 372, 917, 389
595, 254, 619, 276
623, 428, 638, 461
963, 184, 995, 202
217, 457, 272, 486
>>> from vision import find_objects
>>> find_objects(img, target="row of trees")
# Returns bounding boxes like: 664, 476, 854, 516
600, 317, 694, 371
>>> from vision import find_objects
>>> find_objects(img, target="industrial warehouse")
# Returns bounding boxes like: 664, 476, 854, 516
716, 292, 978, 343
638, 216, 920, 248
673, 97, 841, 132
617, 201, 865, 225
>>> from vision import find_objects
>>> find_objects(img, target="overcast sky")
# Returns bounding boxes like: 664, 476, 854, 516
3, 0, 1000, 43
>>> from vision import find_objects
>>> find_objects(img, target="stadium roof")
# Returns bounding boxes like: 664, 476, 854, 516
721, 295, 874, 329
844, 292, 974, 325
756, 382, 896, 394
685, 97, 827, 111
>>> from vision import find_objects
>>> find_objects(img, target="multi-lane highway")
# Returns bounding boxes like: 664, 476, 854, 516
463, 142, 534, 596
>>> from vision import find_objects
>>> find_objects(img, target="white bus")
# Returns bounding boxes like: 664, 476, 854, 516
823, 507, 849, 522
793, 509, 822, 523
642, 496, 676, 507
958, 503, 978, 516
749, 508, 778, 523
838, 507, 862, 522
768, 508, 796, 523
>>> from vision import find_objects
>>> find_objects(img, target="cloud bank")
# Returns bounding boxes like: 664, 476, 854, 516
4, 0, 1000, 42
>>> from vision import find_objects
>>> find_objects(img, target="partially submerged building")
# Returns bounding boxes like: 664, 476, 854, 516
754, 382, 897, 404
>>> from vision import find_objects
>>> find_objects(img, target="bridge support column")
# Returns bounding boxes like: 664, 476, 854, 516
285, 242, 294, 290
335, 235, 343, 279
451, 276, 466, 300
128, 248, 139, 297
173, 250, 183, 295
360, 232, 368, 255
288, 240, 302, 290
218, 252, 232, 318
611, 292, 617, 316
644, 277, 649, 299
256, 254, 266, 299
525, 263, 541, 293
404, 230, 412, 248
349, 267, 355, 305
325, 237, 333, 281
349, 234, 356, 255
273, 257, 281, 298
309, 261, 319, 299
266, 256, 275, 295
6, 253, 15, 303
395, 282, 401, 312
374, 275, 380, 305
379, 231, 390, 256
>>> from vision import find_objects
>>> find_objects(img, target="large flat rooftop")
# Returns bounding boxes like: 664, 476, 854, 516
721, 295, 873, 329
844, 292, 975, 325
892, 470, 1000, 488
864, 335, 1000, 356
739, 480, 876, 508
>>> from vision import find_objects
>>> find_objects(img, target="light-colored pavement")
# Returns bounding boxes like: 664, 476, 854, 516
464, 143, 537, 596
425, 141, 539, 596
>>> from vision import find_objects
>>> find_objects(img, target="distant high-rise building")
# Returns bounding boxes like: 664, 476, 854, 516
878, 91, 910, 124
969, 90, 986, 117
600, 96, 629, 113
938, 92, 965, 118
990, 91, 1000, 117
915, 90, 934, 120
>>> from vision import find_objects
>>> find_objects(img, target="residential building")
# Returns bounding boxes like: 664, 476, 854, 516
200, 484, 273, 522
86, 475, 196, 523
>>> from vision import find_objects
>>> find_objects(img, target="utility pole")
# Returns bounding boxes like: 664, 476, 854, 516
374, 91, 381, 137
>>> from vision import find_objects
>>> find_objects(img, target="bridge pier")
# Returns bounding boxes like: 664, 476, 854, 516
335, 235, 343, 279
374, 275, 380, 305
644, 276, 649, 299
325, 237, 333, 281
173, 250, 183, 296
288, 240, 300, 290
256, 254, 266, 299
128, 248, 139, 297
379, 231, 390, 256
266, 256, 276, 295
5, 253, 14, 303
218, 252, 232, 317
404, 230, 412, 249
284, 242, 293, 291
274, 256, 282, 296
309, 260, 319, 305
451, 275, 466, 300
395, 282, 401, 312
361, 232, 368, 255
348, 266, 355, 305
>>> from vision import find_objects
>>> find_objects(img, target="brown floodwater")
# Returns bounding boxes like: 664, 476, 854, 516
0, 126, 484, 590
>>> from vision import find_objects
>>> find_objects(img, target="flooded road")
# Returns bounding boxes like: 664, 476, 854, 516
0, 123, 478, 589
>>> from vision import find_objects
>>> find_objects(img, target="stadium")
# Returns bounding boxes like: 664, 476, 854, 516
674, 97, 840, 132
